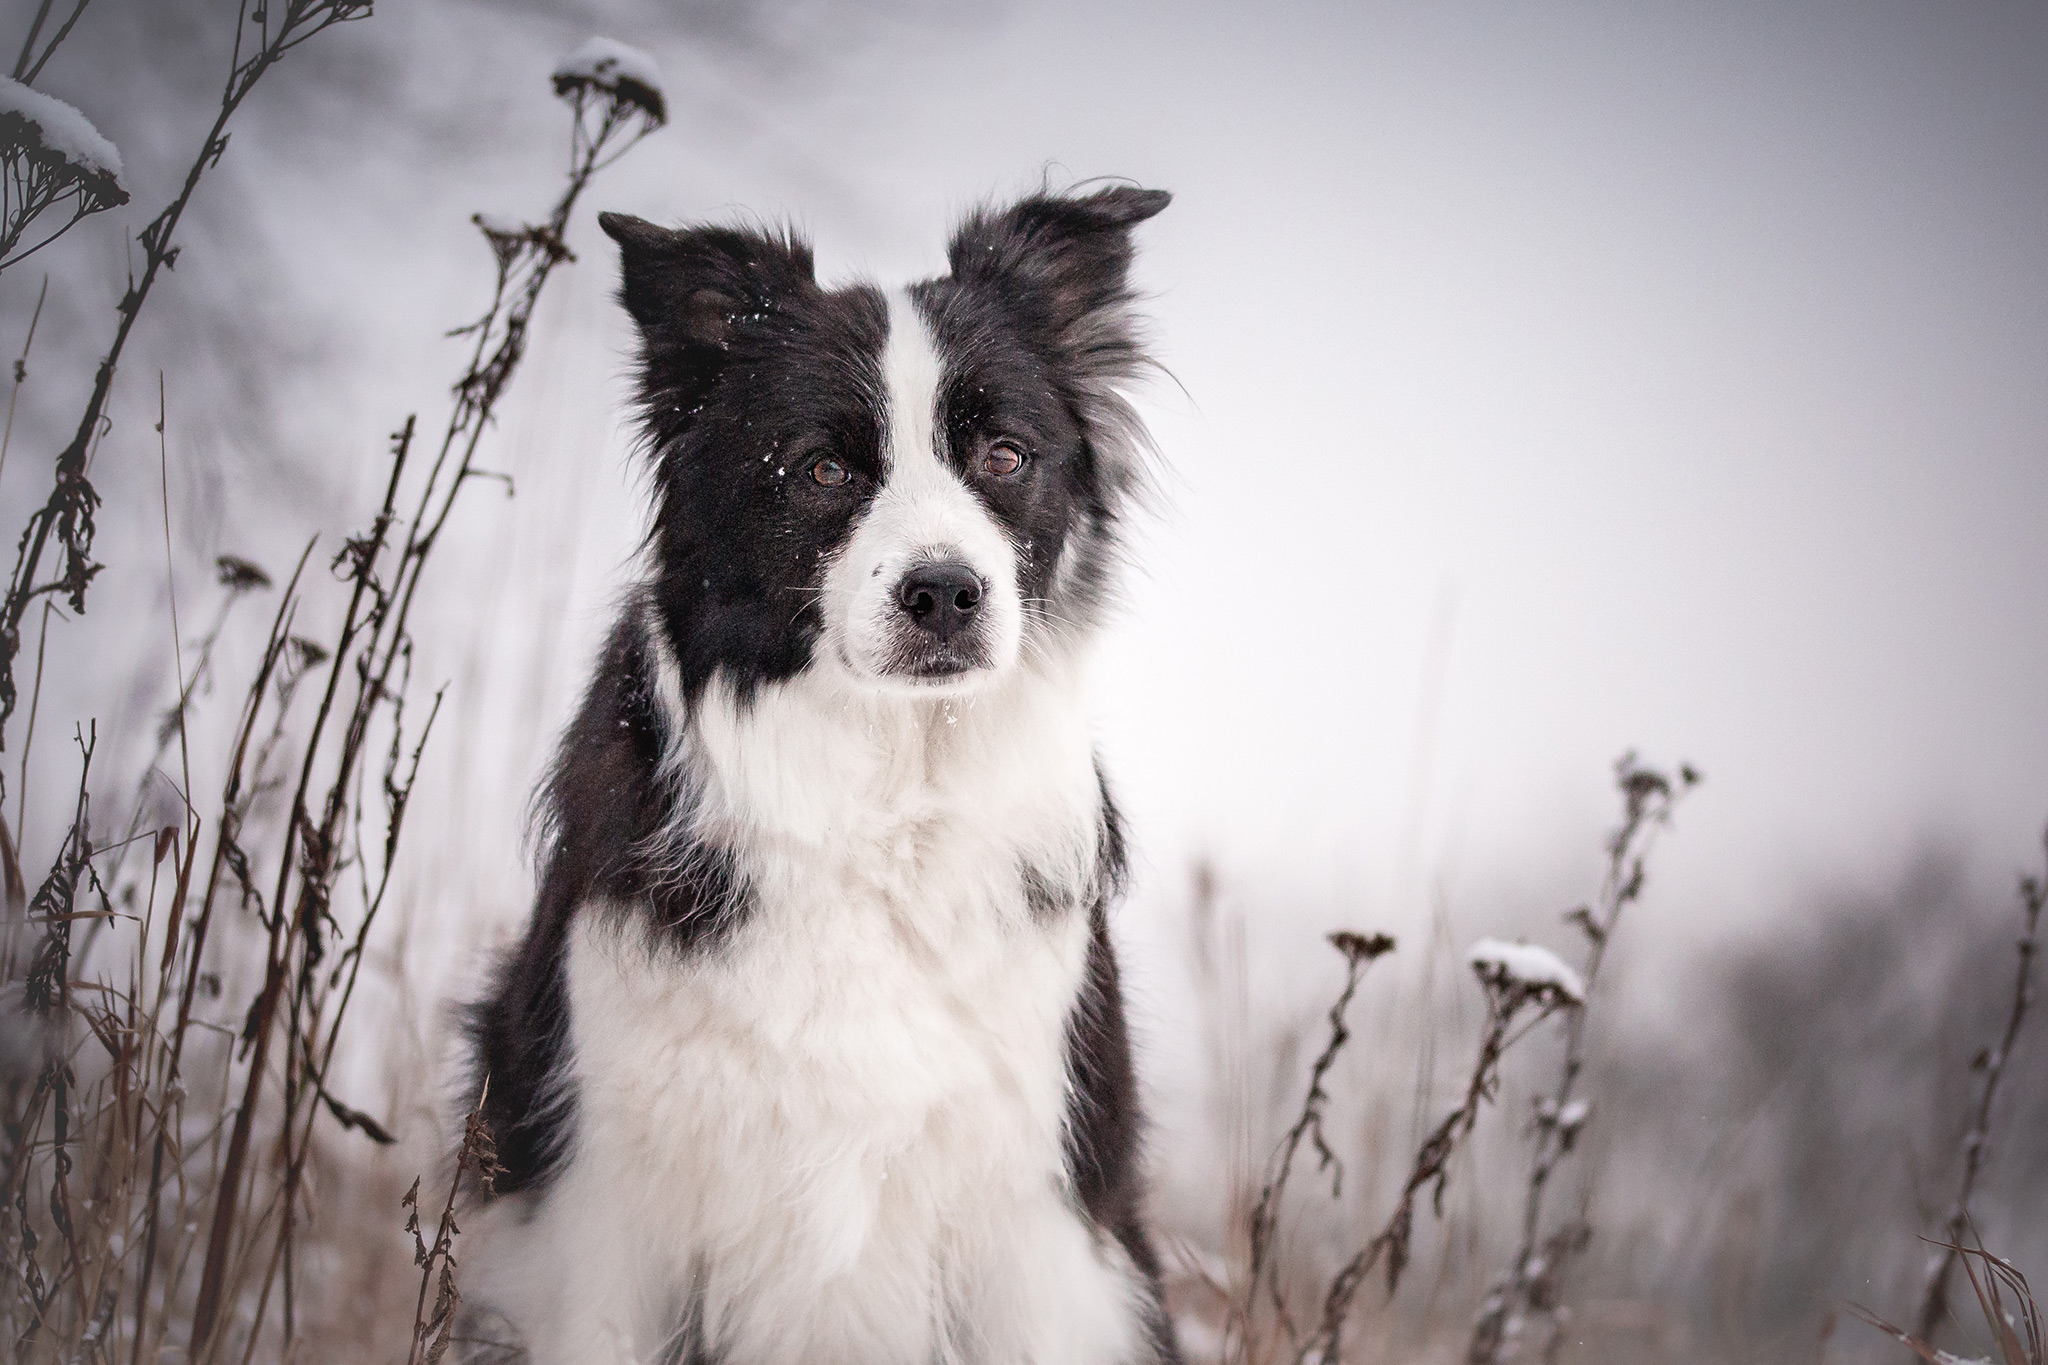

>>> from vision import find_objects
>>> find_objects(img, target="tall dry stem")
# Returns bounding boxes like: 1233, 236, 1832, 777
1, 23, 664, 1361
1913, 826, 2044, 1346
0, 0, 368, 767
1468, 754, 1699, 1364
1227, 929, 1396, 1364
1300, 956, 1582, 1364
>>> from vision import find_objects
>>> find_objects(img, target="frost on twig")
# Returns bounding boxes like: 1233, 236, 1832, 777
1298, 934, 1582, 1365
552, 37, 668, 128
1467, 938, 1586, 1007
0, 75, 128, 271
1468, 754, 1698, 1365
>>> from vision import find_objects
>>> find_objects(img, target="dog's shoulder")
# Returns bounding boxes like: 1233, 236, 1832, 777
467, 601, 745, 1192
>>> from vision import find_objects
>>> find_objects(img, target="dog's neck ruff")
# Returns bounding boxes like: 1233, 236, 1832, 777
646, 602, 1104, 892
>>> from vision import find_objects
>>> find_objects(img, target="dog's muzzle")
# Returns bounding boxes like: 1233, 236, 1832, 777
892, 560, 990, 675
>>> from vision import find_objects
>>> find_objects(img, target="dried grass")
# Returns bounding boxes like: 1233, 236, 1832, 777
0, 7, 2041, 1364
0, 7, 659, 1358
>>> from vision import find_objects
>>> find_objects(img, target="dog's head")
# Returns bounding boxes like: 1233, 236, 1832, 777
601, 185, 1167, 703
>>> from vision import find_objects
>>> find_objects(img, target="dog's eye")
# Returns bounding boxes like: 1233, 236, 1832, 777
983, 441, 1025, 478
810, 457, 851, 487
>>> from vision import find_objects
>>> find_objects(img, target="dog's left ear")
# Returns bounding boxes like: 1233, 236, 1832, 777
946, 185, 1169, 346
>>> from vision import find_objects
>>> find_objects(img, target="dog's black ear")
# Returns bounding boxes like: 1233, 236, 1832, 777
599, 211, 816, 352
945, 185, 1169, 337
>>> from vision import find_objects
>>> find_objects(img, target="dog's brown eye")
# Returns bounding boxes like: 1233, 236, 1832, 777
983, 442, 1025, 478
811, 457, 851, 487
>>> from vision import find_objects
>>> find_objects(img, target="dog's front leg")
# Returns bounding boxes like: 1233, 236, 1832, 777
497, 1180, 672, 1365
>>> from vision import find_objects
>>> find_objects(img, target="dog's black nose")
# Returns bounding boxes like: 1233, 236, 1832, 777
897, 562, 984, 641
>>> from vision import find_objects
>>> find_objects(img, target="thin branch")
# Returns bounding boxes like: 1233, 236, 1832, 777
0, 0, 368, 774
1468, 755, 1699, 1365
1914, 828, 2045, 1345
1230, 930, 1396, 1361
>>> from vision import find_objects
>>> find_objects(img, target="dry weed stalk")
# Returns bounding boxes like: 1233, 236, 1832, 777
1227, 929, 1396, 1365
1857, 1238, 2043, 1365
4, 726, 102, 1360
0, 0, 370, 764
0, 21, 662, 1361
12, 1, 93, 89
1913, 827, 2045, 1347
1467, 754, 1699, 1364
1299, 949, 1583, 1365
184, 47, 659, 1354
401, 1083, 503, 1365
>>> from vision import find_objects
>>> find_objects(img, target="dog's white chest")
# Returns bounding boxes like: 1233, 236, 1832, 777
472, 665, 1154, 1363
533, 841, 1138, 1362
566, 856, 1083, 1244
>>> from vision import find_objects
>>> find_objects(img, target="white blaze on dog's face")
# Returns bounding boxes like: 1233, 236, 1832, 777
822, 293, 1025, 693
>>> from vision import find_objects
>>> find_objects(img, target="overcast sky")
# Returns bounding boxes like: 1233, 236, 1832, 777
14, 0, 2047, 987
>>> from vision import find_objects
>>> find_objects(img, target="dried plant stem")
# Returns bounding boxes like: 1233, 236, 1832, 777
7, 723, 100, 1352
1303, 970, 1578, 1365
0, 274, 49, 495
1856, 1237, 2043, 1365
185, 73, 657, 1356
1913, 826, 2045, 1345
1468, 755, 1698, 1365
404, 1082, 504, 1365
11, 0, 91, 87
183, 422, 413, 1353
1229, 930, 1396, 1363
124, 544, 307, 1365
0, 31, 660, 1358
0, 0, 368, 767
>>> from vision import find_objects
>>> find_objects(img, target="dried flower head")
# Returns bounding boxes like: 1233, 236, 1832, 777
550, 37, 667, 127
1468, 937, 1587, 1008
215, 554, 273, 592
1, 76, 129, 269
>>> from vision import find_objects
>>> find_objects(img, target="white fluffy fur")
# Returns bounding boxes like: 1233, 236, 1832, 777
471, 294, 1154, 1364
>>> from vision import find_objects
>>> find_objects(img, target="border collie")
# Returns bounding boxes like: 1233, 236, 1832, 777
465, 184, 1178, 1365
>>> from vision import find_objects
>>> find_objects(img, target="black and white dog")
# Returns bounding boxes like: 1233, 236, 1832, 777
465, 185, 1178, 1365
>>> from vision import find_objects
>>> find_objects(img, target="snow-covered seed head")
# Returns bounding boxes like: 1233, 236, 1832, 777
551, 37, 667, 126
1467, 937, 1587, 1008
0, 76, 128, 216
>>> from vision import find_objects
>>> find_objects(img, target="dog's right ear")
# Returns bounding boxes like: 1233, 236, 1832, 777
599, 212, 817, 353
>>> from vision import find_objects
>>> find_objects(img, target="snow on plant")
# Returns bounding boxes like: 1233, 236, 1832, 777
1294, 923, 1592, 1365
0, 11, 664, 1362
1207, 755, 1703, 1365
1469, 753, 1699, 1365
548, 36, 668, 187
1467, 938, 1586, 1006
440, 36, 666, 468
0, 0, 372, 786
551, 36, 668, 127
0, 75, 127, 270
